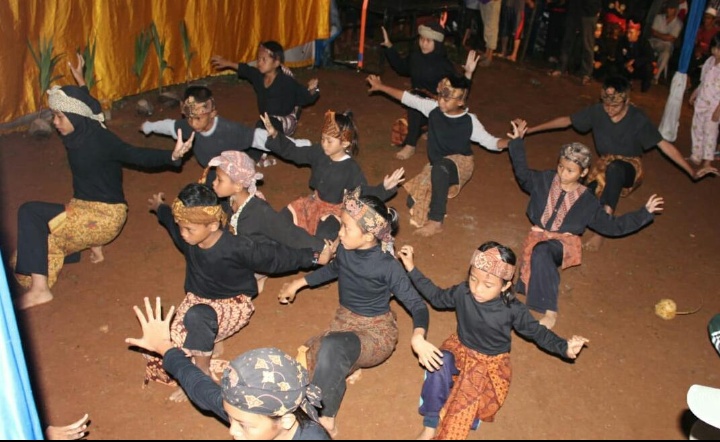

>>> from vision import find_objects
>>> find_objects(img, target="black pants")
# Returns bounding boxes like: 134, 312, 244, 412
428, 158, 459, 222
183, 304, 219, 353
518, 240, 564, 313
15, 201, 69, 276
313, 331, 362, 417
587, 160, 636, 211
403, 108, 427, 147
279, 207, 340, 241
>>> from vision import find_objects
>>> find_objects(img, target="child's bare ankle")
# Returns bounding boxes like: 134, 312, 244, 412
416, 426, 436, 440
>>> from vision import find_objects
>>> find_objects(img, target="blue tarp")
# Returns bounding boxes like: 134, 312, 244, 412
0, 251, 43, 440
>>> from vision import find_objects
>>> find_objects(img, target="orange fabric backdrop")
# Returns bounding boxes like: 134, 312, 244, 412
1, 0, 330, 124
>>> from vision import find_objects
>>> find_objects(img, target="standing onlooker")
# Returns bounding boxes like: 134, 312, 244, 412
463, 0, 484, 51
689, 7, 720, 89
478, 0, 503, 66
689, 35, 720, 170
544, 0, 568, 63
549, 0, 602, 85
648, 0, 683, 85
613, 20, 656, 92
496, 0, 535, 62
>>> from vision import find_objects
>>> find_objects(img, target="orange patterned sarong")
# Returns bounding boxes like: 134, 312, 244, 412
434, 334, 512, 440
287, 191, 343, 236
519, 228, 582, 298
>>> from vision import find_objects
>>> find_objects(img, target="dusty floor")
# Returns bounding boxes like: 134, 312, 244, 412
1, 45, 719, 440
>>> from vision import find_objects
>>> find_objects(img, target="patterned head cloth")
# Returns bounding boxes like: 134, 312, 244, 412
600, 87, 628, 106
470, 248, 515, 281
436, 78, 469, 103
322, 110, 353, 144
171, 198, 227, 227
47, 85, 106, 128
342, 187, 394, 254
221, 347, 323, 422
208, 151, 264, 196
182, 95, 215, 118
559, 142, 592, 169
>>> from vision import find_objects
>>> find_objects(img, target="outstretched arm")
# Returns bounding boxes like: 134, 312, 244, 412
68, 53, 86, 87
366, 75, 405, 101
527, 116, 572, 135
210, 55, 239, 71
657, 139, 718, 180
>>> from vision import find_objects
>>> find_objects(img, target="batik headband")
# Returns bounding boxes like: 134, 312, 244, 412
221, 347, 323, 422
182, 96, 215, 118
343, 187, 394, 252
436, 78, 468, 102
560, 142, 592, 169
322, 110, 353, 144
171, 198, 227, 226
208, 151, 264, 196
470, 248, 515, 281
47, 85, 106, 128
600, 87, 628, 105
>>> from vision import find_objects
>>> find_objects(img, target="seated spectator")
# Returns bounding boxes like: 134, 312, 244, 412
648, 0, 683, 84
612, 20, 655, 92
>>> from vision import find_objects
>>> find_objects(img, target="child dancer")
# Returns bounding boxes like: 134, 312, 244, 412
208, 150, 327, 292
12, 54, 192, 310
140, 86, 310, 180
277, 187, 443, 437
144, 183, 331, 402
380, 21, 479, 160
260, 110, 405, 241
211, 40, 320, 165
689, 34, 720, 169
506, 119, 663, 328
397, 241, 589, 440
127, 297, 330, 440
366, 74, 509, 237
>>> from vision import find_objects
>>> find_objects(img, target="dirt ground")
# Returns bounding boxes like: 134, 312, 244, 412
2, 46, 720, 440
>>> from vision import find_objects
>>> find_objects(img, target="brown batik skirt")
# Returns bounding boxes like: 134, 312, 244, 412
287, 191, 343, 236
143, 292, 255, 386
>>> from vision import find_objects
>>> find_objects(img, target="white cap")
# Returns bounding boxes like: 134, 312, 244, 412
705, 7, 717, 17
688, 385, 720, 430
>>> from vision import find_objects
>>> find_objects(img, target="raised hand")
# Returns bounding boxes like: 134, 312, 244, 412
644, 194, 664, 214
366, 74, 383, 93
507, 119, 528, 140
210, 55, 235, 71
317, 239, 339, 266
125, 296, 176, 356
565, 335, 589, 359
397, 245, 415, 271
147, 192, 165, 213
381, 26, 392, 47
383, 167, 405, 189
68, 52, 86, 87
259, 112, 278, 138
463, 50, 481, 77
171, 128, 195, 161
45, 414, 90, 440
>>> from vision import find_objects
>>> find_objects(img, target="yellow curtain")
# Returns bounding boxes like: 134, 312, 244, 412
2, 0, 330, 125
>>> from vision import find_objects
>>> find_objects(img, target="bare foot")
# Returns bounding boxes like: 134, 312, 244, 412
582, 233, 604, 252
16, 287, 54, 310
539, 310, 558, 329
213, 341, 224, 358
319, 416, 338, 438
346, 369, 363, 385
89, 246, 104, 264
701, 159, 713, 169
396, 145, 416, 160
255, 274, 268, 294
548, 69, 562, 77
168, 387, 189, 403
416, 426, 436, 440
506, 54, 517, 62
413, 220, 443, 237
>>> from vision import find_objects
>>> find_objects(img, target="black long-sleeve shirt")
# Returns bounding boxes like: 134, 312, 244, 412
408, 268, 568, 357
162, 348, 330, 440
224, 196, 325, 251
509, 139, 654, 235
156, 204, 315, 298
305, 245, 429, 330
237, 64, 319, 118
66, 127, 180, 204
382, 45, 458, 92
266, 133, 396, 204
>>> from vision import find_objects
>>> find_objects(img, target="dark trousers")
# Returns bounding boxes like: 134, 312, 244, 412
404, 108, 427, 147
428, 158, 459, 222
559, 15, 597, 77
15, 201, 64, 276
587, 160, 636, 211
183, 304, 219, 352
279, 206, 340, 242
418, 350, 480, 430
522, 240, 564, 313
313, 331, 361, 417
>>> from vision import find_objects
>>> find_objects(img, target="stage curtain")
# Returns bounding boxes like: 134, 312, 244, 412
0, 0, 330, 126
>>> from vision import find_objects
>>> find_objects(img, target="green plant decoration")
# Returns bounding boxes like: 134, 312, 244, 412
133, 26, 153, 92
77, 36, 98, 90
27, 36, 63, 107
180, 20, 196, 84
150, 21, 172, 93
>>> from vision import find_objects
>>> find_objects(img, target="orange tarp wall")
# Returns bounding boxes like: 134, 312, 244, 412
0, 0, 330, 124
